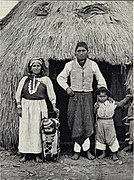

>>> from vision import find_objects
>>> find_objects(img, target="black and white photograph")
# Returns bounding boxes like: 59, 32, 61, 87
0, 0, 133, 179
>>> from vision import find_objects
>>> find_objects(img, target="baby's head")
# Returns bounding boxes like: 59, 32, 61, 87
41, 118, 56, 134
95, 87, 111, 103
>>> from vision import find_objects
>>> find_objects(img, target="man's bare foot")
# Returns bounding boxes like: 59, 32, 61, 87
71, 153, 80, 160
20, 156, 26, 162
87, 150, 95, 160
98, 151, 106, 159
112, 152, 119, 161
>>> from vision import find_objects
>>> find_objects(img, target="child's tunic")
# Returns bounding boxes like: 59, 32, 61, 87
96, 100, 119, 152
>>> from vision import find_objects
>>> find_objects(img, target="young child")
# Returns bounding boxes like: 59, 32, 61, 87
94, 87, 131, 161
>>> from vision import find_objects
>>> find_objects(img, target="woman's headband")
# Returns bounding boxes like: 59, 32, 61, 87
30, 58, 43, 67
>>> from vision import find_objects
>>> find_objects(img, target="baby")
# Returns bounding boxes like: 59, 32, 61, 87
94, 87, 131, 161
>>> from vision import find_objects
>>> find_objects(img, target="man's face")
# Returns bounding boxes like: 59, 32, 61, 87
75, 46, 88, 62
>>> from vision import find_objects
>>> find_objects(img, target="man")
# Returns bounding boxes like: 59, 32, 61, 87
57, 42, 107, 160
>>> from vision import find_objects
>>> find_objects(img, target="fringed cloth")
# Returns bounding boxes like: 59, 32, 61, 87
68, 92, 94, 143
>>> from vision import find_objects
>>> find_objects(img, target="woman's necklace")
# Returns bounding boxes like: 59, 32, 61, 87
28, 76, 40, 95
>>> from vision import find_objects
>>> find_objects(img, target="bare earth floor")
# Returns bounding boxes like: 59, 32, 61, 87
0, 149, 133, 180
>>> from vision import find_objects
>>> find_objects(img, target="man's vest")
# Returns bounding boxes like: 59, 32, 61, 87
70, 59, 93, 92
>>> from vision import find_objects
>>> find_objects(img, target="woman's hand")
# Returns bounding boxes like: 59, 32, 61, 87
53, 107, 60, 118
52, 103, 59, 117
17, 107, 22, 117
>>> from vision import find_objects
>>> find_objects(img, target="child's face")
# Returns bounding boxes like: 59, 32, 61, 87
97, 92, 108, 103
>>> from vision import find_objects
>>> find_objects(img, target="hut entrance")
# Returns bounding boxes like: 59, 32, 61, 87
48, 59, 128, 148
48, 59, 72, 149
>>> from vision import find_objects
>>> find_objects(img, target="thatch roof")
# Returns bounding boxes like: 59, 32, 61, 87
0, 1, 133, 65
0, 1, 22, 29
125, 67, 133, 91
0, 1, 133, 149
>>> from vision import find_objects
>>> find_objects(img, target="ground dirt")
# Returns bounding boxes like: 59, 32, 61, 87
0, 148, 133, 180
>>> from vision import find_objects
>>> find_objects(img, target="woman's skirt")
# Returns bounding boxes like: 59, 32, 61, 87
68, 92, 94, 142
18, 98, 48, 153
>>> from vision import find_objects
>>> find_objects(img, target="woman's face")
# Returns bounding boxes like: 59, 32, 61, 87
31, 62, 42, 75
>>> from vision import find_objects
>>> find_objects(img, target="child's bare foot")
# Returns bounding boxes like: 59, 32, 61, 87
71, 152, 80, 160
112, 152, 119, 161
87, 150, 95, 160
98, 151, 106, 159
35, 155, 42, 163
125, 144, 133, 152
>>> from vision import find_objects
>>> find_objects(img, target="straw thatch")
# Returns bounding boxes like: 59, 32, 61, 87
0, 1, 133, 149
125, 67, 133, 91
124, 67, 133, 144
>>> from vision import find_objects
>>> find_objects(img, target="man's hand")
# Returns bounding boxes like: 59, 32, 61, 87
126, 94, 133, 100
108, 97, 114, 103
66, 87, 75, 96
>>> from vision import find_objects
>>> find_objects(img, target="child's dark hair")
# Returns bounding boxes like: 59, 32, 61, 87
94, 87, 111, 97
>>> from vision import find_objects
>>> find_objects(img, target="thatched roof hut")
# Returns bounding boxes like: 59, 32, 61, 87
0, 1, 133, 149
125, 67, 133, 91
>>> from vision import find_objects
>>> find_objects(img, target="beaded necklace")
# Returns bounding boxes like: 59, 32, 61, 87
28, 76, 40, 95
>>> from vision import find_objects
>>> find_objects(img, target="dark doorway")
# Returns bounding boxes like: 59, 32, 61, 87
48, 59, 72, 147
48, 59, 128, 147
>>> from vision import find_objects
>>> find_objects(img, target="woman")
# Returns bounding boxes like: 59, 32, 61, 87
16, 57, 59, 162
